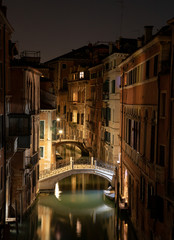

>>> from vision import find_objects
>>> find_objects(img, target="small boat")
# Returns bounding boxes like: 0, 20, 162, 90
103, 187, 115, 201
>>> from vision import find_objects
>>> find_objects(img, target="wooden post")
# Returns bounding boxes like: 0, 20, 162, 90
15, 200, 18, 235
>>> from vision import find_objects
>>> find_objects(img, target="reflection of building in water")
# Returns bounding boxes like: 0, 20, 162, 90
37, 205, 52, 240
56, 144, 82, 160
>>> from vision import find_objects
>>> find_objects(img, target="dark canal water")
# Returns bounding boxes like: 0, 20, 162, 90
10, 174, 137, 240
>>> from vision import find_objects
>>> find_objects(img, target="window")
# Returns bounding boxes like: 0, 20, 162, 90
154, 55, 158, 76
106, 107, 111, 126
40, 121, 44, 139
64, 105, 66, 114
111, 80, 115, 93
147, 184, 154, 209
58, 105, 60, 113
140, 176, 145, 202
62, 64, 66, 69
73, 110, 77, 123
160, 92, 166, 117
103, 80, 109, 100
150, 125, 155, 163
159, 145, 165, 166
81, 113, 84, 125
104, 131, 110, 143
77, 113, 80, 124
73, 92, 78, 102
0, 115, 3, 149
40, 146, 44, 158
79, 71, 84, 79
52, 120, 57, 140
70, 112, 72, 122
0, 166, 3, 190
146, 60, 150, 79
126, 119, 131, 145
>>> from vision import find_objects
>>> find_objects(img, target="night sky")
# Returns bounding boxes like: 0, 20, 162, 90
4, 0, 174, 62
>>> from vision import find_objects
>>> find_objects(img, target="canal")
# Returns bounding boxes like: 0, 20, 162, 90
10, 174, 137, 240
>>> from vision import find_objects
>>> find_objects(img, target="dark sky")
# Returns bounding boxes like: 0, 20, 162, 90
4, 0, 174, 62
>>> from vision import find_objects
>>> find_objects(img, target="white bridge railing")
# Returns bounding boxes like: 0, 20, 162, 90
39, 157, 115, 180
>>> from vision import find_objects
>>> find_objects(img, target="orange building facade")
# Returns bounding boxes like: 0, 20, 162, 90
119, 25, 174, 240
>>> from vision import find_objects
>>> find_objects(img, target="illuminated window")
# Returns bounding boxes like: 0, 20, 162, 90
79, 72, 84, 79
73, 92, 78, 102
73, 110, 77, 123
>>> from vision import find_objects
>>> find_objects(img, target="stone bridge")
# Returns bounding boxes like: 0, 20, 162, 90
39, 158, 116, 192
54, 139, 89, 156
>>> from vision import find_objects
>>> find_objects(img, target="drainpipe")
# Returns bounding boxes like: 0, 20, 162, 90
120, 72, 124, 196
3, 23, 6, 227
167, 20, 174, 197
156, 72, 160, 195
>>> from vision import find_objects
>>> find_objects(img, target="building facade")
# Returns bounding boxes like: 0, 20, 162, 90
119, 25, 174, 240
0, 2, 14, 233
101, 52, 128, 165
7, 66, 41, 217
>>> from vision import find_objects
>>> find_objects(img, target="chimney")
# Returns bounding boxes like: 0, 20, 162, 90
144, 26, 153, 43
137, 37, 142, 48
116, 40, 120, 50
109, 43, 113, 55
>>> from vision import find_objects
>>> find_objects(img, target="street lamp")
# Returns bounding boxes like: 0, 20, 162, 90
58, 129, 63, 141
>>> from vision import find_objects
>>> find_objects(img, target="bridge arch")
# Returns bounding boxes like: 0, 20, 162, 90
55, 140, 89, 156
39, 160, 115, 192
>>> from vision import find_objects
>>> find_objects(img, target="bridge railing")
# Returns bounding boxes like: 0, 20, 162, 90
74, 157, 91, 165
95, 159, 115, 172
39, 159, 70, 179
39, 157, 115, 179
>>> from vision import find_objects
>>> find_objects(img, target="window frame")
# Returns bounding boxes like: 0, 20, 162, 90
40, 120, 45, 140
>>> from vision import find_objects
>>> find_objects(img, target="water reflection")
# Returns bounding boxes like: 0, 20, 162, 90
56, 144, 81, 160
10, 174, 137, 240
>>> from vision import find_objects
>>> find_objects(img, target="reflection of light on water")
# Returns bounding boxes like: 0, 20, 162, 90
55, 182, 62, 200
123, 223, 128, 240
37, 205, 52, 240
69, 213, 73, 227
76, 219, 82, 237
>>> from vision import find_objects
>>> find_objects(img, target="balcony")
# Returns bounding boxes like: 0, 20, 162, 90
6, 136, 18, 159
30, 152, 39, 166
